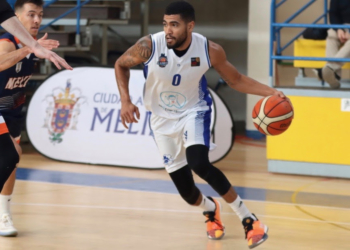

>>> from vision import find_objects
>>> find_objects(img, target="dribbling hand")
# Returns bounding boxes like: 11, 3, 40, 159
272, 90, 293, 110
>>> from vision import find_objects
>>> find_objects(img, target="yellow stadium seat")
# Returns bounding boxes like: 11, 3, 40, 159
293, 38, 350, 69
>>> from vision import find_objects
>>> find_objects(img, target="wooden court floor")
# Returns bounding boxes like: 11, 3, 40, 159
1, 138, 349, 250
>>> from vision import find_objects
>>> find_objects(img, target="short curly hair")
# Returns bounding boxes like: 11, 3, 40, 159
165, 1, 195, 23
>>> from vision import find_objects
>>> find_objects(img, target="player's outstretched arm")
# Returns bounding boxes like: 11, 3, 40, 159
209, 40, 284, 98
31, 43, 72, 70
1, 16, 72, 70
0, 40, 31, 72
0, 33, 62, 72
114, 35, 152, 129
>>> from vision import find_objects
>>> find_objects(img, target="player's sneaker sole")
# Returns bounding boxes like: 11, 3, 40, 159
0, 230, 18, 237
248, 224, 268, 249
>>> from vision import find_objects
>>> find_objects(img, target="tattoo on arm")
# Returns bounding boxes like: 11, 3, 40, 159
118, 37, 152, 68
118, 54, 136, 68
135, 39, 151, 60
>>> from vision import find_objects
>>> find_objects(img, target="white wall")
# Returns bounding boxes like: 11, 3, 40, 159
246, 0, 271, 132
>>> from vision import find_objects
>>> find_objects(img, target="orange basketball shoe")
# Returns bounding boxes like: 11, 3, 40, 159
203, 197, 225, 240
242, 214, 268, 249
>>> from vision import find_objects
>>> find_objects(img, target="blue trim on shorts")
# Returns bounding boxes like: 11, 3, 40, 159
195, 109, 211, 148
203, 109, 211, 147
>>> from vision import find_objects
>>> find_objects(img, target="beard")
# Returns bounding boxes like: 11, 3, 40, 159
166, 32, 187, 49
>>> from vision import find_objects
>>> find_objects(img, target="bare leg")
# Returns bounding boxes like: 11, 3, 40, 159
221, 187, 238, 203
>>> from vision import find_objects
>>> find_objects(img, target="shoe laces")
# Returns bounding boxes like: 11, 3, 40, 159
203, 211, 223, 229
1, 214, 13, 227
242, 217, 254, 239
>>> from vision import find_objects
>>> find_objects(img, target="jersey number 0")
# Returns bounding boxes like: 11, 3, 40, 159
172, 74, 181, 86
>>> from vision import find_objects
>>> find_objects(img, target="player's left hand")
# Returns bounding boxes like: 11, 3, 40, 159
37, 33, 59, 50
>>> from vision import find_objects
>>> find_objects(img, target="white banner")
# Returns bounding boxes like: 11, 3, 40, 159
26, 67, 234, 169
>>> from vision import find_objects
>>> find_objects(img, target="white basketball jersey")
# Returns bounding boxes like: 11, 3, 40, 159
143, 31, 212, 119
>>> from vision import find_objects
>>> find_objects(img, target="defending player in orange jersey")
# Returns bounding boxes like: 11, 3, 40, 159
0, 0, 60, 237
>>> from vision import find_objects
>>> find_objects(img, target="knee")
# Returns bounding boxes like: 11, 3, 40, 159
188, 159, 211, 180
0, 134, 20, 168
186, 145, 211, 179
172, 175, 200, 205
327, 29, 338, 39
3, 147, 19, 168
169, 166, 201, 205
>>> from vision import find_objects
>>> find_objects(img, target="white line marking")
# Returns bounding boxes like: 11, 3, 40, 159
12, 202, 350, 226
243, 199, 350, 211
16, 180, 350, 211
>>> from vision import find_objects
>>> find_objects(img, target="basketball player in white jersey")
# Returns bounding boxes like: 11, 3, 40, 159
115, 1, 287, 248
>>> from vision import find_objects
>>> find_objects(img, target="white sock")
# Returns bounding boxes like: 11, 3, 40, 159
228, 196, 253, 221
198, 195, 216, 212
0, 194, 11, 215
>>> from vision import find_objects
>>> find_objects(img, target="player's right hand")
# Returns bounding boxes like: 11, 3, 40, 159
31, 42, 73, 70
120, 102, 140, 129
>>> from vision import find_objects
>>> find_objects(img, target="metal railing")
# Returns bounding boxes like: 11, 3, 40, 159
40, 0, 93, 47
269, 0, 350, 85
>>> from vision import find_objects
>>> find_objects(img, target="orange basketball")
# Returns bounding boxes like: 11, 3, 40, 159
252, 96, 293, 136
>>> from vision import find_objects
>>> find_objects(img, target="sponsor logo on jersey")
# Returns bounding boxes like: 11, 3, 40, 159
157, 53, 168, 68
191, 57, 200, 66
5, 75, 31, 90
160, 91, 187, 109
15, 62, 22, 73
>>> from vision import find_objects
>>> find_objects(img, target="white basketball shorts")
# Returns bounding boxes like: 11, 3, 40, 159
150, 109, 212, 173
